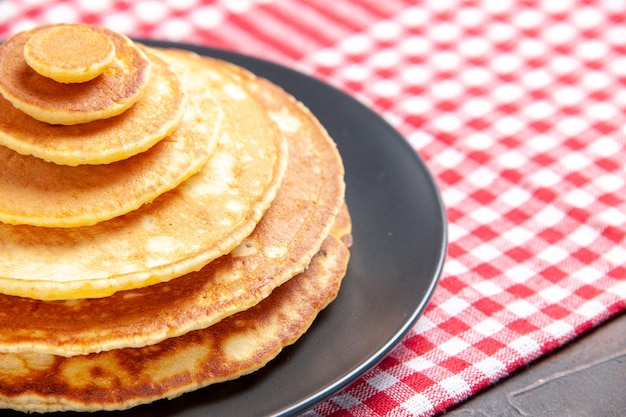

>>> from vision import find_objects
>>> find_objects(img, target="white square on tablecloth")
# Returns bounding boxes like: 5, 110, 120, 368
594, 173, 624, 193
443, 258, 469, 275
469, 207, 500, 224
439, 296, 471, 317
569, 225, 600, 246
442, 190, 466, 211
555, 116, 589, 137
407, 130, 435, 149
474, 318, 505, 336
539, 285, 571, 304
530, 168, 561, 188
572, 266, 605, 285
499, 187, 532, 207
544, 320, 575, 339
505, 264, 536, 283
439, 374, 471, 398
473, 280, 504, 297
467, 167, 498, 188
497, 150, 528, 169
604, 245, 626, 266
560, 152, 592, 172
509, 335, 541, 358
563, 188, 595, 208
523, 100, 557, 120
608, 281, 626, 298
474, 357, 507, 380
587, 101, 619, 122
367, 372, 399, 392
502, 226, 535, 246
433, 110, 463, 133
406, 356, 436, 373
404, 393, 435, 416
493, 115, 524, 136
507, 299, 539, 318
576, 300, 606, 319
464, 132, 495, 150
535, 205, 566, 227
439, 337, 471, 357
526, 133, 559, 152
521, 68, 553, 90
537, 245, 570, 264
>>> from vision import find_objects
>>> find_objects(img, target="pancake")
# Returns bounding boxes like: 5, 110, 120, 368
0, 53, 287, 300
23, 24, 116, 83
0, 47, 186, 166
0, 24, 152, 125
0, 49, 215, 228
0, 51, 346, 355
0, 218, 351, 413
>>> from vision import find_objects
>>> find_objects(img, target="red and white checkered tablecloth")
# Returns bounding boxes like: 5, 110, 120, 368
1, 1, 625, 416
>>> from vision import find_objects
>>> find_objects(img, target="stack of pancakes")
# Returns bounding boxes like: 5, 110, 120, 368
0, 23, 351, 412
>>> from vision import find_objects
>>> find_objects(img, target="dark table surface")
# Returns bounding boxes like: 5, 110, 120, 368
447, 312, 626, 417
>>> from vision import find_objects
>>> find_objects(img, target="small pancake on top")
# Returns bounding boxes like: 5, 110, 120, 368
0, 24, 151, 126
23, 24, 117, 83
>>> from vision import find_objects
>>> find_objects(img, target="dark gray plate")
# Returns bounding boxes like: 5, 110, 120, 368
7, 42, 447, 417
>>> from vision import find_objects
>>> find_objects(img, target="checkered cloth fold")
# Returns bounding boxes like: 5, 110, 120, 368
1, 1, 624, 416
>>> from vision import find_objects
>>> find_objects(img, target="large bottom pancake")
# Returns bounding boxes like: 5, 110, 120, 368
0, 219, 351, 413
0, 50, 212, 228
0, 53, 287, 300
0, 48, 186, 167
0, 51, 346, 355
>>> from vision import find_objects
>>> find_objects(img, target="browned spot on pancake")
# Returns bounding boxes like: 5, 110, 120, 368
0, 229, 350, 412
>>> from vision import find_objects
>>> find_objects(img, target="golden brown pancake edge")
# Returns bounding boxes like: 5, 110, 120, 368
0, 215, 351, 413
0, 51, 346, 354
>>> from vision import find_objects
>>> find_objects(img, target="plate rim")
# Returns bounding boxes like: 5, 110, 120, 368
140, 39, 448, 417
